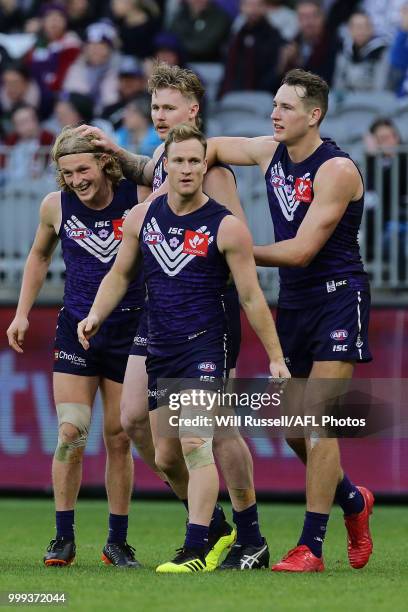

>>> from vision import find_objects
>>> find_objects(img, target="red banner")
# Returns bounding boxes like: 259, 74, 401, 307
1, 307, 407, 493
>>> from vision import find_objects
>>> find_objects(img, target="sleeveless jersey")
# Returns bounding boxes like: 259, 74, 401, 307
59, 178, 145, 321
152, 150, 236, 192
265, 138, 369, 308
140, 194, 231, 355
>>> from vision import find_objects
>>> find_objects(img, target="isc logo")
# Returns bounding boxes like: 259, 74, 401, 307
168, 227, 184, 235
332, 345, 348, 352
198, 362, 216, 373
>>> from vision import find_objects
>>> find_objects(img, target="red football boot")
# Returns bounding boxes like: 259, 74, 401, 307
344, 486, 374, 569
271, 545, 324, 572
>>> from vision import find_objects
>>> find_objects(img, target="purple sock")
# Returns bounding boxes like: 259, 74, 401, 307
233, 504, 263, 546
298, 511, 329, 558
108, 513, 128, 544
335, 475, 364, 515
184, 523, 209, 552
56, 510, 75, 540
210, 503, 224, 530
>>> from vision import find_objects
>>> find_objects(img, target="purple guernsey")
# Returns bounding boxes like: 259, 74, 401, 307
140, 194, 231, 356
265, 138, 369, 308
59, 178, 145, 321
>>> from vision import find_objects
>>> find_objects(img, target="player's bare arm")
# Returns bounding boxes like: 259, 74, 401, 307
207, 136, 278, 174
77, 203, 149, 349
218, 215, 290, 378
75, 124, 154, 186
254, 158, 363, 268
202, 165, 247, 223
6, 193, 60, 353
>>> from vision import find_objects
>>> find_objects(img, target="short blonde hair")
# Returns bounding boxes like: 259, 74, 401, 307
52, 126, 123, 191
148, 62, 205, 102
164, 123, 207, 157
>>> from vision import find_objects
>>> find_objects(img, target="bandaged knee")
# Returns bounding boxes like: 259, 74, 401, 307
184, 438, 214, 471
54, 403, 91, 462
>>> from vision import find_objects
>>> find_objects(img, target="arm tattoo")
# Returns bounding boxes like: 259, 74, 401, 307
116, 149, 152, 186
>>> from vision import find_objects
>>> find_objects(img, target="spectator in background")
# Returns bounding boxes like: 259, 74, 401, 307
49, 90, 115, 137
1, 104, 54, 183
65, 0, 100, 38
152, 30, 186, 65
54, 90, 93, 126
25, 3, 81, 94
362, 0, 407, 42
219, 0, 284, 97
266, 0, 298, 42
115, 97, 161, 156
63, 20, 120, 115
0, 62, 53, 137
364, 117, 408, 278
0, 0, 25, 33
102, 55, 148, 130
169, 0, 231, 62
144, 31, 187, 79
110, 0, 161, 59
390, 3, 408, 97
281, 0, 340, 85
333, 11, 389, 92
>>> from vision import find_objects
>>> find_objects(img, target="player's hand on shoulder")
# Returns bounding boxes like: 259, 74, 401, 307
77, 314, 100, 350
269, 358, 291, 380
74, 124, 119, 155
7, 315, 29, 353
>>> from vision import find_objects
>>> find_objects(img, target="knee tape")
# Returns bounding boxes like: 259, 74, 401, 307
54, 403, 91, 462
184, 438, 214, 471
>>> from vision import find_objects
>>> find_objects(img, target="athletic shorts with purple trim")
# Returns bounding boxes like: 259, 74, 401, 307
276, 288, 372, 377
53, 307, 142, 383
146, 330, 229, 410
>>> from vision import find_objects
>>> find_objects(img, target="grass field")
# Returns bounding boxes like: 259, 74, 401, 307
1, 499, 407, 612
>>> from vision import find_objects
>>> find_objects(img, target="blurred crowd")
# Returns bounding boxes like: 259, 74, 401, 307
0, 0, 407, 282
0, 1, 407, 249
1, 0, 408, 150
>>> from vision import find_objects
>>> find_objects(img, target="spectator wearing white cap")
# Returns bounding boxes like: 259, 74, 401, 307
62, 20, 120, 114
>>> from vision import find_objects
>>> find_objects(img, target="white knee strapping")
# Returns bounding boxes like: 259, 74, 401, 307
54, 403, 91, 462
184, 438, 214, 471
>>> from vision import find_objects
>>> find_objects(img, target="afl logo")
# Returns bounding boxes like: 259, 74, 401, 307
198, 362, 216, 373
330, 330, 349, 341
271, 174, 286, 188
144, 231, 164, 244
67, 228, 92, 239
